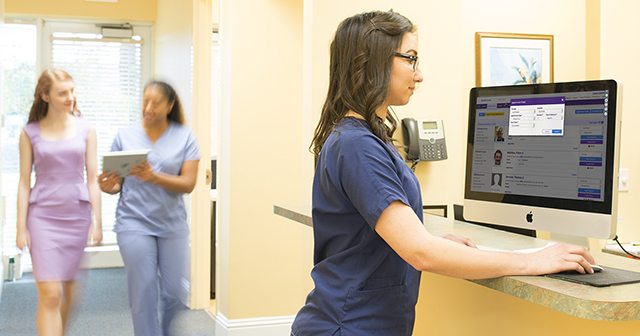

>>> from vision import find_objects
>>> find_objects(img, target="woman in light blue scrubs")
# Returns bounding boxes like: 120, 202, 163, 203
99, 81, 199, 336
291, 10, 597, 336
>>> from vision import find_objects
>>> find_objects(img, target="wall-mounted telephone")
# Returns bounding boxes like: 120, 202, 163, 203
401, 118, 448, 161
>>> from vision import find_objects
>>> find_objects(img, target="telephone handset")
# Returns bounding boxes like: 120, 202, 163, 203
401, 118, 448, 161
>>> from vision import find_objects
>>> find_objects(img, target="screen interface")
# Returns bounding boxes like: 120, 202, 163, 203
470, 89, 609, 202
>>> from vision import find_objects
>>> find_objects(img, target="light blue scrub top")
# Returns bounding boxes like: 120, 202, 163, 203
111, 123, 200, 238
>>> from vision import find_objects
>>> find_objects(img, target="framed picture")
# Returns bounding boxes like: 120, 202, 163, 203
475, 32, 553, 87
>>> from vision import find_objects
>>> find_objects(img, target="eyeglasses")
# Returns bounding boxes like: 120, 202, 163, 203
393, 52, 419, 72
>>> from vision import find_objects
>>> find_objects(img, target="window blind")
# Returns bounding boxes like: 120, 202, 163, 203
51, 32, 143, 244
0, 23, 37, 251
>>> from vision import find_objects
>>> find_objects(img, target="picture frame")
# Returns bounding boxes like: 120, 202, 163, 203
475, 32, 554, 87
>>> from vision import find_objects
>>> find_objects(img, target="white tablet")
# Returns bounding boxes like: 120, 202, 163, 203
102, 149, 150, 176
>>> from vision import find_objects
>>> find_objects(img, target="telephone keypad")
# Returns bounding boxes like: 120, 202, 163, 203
421, 141, 447, 161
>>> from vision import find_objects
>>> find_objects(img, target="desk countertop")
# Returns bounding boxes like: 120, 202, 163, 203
273, 203, 640, 321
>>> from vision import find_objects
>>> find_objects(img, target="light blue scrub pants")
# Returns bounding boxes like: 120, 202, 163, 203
118, 233, 189, 336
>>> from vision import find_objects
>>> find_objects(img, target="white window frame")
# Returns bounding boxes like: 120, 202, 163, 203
45, 18, 152, 241
1, 18, 153, 270
40, 20, 153, 82
0, 18, 40, 275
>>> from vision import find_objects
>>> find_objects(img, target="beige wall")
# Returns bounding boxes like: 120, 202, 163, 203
600, 0, 640, 241
417, 272, 639, 335
154, 0, 213, 309
218, 0, 312, 319
586, 0, 600, 79
154, 0, 193, 118
308, 0, 588, 210
4, 0, 155, 21
305, 0, 640, 334
189, 0, 213, 309
306, 0, 468, 209
418, 0, 588, 213
1, 1, 4, 266
3, 0, 640, 329
212, 0, 219, 25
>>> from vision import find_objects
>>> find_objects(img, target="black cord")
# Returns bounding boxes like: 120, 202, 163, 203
410, 160, 419, 172
613, 235, 640, 259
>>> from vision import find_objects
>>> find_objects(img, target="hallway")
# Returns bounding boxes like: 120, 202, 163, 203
0, 268, 215, 335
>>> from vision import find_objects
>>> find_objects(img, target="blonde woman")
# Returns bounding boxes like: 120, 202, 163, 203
17, 69, 102, 335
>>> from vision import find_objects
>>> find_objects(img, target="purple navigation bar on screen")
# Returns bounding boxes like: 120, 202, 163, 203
511, 97, 565, 106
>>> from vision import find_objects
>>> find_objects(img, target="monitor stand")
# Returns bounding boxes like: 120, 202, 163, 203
454, 204, 536, 238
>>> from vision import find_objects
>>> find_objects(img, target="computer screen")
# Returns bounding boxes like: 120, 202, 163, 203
463, 80, 621, 239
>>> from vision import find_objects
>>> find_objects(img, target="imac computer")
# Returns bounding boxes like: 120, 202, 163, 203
463, 80, 621, 243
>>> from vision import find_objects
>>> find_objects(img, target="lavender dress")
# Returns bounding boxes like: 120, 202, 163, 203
25, 118, 92, 281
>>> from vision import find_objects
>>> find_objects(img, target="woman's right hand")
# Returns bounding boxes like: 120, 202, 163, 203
526, 243, 596, 275
98, 171, 122, 194
16, 228, 30, 251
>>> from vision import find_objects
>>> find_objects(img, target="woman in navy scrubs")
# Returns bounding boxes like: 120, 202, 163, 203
291, 10, 596, 336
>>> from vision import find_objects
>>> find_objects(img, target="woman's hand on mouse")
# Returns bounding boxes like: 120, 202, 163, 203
527, 243, 596, 274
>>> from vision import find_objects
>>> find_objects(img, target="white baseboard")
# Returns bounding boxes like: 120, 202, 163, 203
214, 313, 294, 336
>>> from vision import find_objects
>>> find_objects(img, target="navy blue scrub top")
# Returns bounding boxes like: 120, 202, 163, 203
292, 118, 424, 336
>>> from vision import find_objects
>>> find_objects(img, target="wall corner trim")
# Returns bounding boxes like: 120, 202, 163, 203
214, 313, 295, 336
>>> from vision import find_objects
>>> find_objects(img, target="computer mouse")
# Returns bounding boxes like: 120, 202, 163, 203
559, 264, 603, 275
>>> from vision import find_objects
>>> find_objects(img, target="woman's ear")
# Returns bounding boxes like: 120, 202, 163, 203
41, 93, 50, 103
